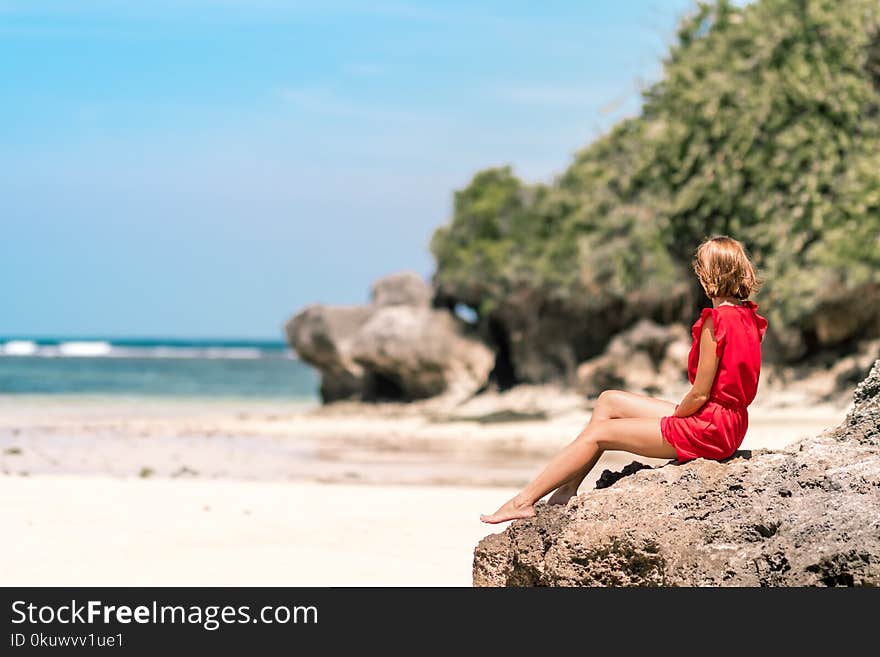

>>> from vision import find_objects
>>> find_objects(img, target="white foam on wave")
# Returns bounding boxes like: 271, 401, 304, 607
111, 346, 270, 359
57, 341, 113, 357
203, 347, 264, 359
0, 341, 293, 360
1, 340, 38, 356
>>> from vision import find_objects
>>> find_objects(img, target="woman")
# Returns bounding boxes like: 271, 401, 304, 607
481, 235, 768, 524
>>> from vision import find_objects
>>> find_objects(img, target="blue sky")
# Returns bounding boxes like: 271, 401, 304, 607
1, 0, 697, 339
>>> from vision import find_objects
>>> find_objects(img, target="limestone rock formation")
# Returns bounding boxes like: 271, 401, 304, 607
473, 360, 880, 587
767, 338, 880, 403
576, 320, 691, 397
370, 270, 432, 308
286, 272, 493, 403
350, 305, 494, 401
284, 304, 374, 402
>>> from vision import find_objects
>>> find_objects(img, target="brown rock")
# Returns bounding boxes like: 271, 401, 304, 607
576, 320, 690, 396
286, 271, 493, 403
370, 271, 432, 308
350, 306, 494, 401
284, 304, 374, 402
473, 360, 880, 587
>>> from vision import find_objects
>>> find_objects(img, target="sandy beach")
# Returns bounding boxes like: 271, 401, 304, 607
0, 389, 851, 586
0, 475, 511, 586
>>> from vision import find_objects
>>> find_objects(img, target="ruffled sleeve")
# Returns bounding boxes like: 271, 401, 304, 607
744, 300, 768, 342
692, 307, 726, 358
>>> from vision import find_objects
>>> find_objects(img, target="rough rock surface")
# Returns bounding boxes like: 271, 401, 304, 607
473, 360, 880, 587
286, 272, 493, 403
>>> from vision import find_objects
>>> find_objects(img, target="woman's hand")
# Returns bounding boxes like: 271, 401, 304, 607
673, 316, 720, 417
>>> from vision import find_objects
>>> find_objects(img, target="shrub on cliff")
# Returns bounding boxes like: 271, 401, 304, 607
431, 0, 880, 382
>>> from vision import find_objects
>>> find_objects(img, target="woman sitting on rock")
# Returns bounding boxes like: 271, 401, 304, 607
481, 235, 768, 524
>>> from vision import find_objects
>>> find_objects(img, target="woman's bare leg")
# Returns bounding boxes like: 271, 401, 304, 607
546, 448, 604, 505
480, 417, 677, 524
547, 391, 676, 505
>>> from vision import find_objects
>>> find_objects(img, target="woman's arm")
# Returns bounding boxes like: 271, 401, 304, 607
673, 316, 720, 417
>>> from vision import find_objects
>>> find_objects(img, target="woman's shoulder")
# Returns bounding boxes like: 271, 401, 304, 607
691, 306, 723, 347
693, 305, 721, 322
744, 300, 769, 341
691, 306, 718, 335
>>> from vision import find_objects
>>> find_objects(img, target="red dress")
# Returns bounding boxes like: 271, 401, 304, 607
660, 300, 768, 462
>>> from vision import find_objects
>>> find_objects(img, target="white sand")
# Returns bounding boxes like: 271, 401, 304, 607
0, 474, 509, 586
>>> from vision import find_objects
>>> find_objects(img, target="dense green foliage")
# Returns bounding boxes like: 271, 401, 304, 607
431, 0, 880, 365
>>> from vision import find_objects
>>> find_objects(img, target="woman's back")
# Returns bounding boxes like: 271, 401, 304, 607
687, 300, 768, 409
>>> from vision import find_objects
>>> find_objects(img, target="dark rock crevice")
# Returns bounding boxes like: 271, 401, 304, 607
486, 317, 516, 390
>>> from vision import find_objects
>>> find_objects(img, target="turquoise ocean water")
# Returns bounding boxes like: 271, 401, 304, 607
0, 337, 319, 399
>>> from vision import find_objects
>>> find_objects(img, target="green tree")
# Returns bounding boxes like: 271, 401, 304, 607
431, 0, 880, 381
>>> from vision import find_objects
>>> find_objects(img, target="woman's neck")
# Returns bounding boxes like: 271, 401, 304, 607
712, 296, 745, 308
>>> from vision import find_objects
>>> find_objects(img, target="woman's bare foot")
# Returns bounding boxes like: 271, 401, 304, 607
547, 483, 578, 506
480, 496, 536, 524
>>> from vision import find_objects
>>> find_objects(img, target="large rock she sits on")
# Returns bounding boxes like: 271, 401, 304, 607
473, 360, 880, 587
286, 271, 493, 403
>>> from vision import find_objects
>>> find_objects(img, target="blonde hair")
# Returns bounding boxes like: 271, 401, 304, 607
693, 235, 761, 299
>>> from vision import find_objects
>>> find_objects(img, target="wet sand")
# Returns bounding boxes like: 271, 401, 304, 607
0, 392, 849, 487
